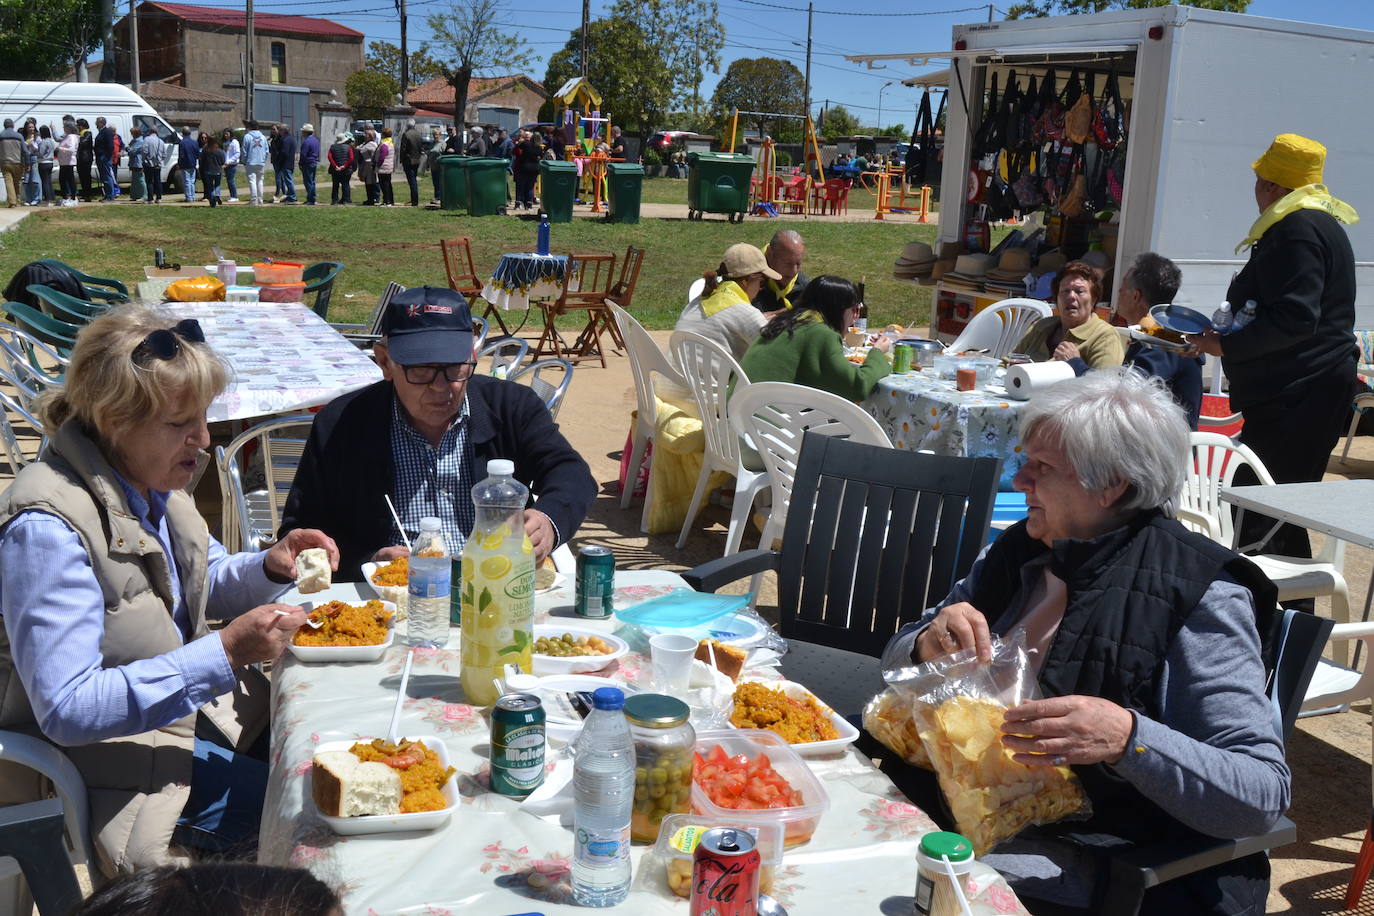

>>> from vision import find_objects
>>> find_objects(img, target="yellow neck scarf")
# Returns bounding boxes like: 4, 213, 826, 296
700, 279, 753, 318
1236, 183, 1359, 253
767, 274, 798, 310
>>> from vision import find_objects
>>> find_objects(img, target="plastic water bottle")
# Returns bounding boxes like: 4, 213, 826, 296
407, 517, 451, 648
536, 210, 551, 256
571, 687, 635, 907
459, 460, 535, 706
1232, 300, 1258, 332
1211, 300, 1233, 334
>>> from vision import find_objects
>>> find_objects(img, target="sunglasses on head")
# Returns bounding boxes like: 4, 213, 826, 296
133, 319, 206, 364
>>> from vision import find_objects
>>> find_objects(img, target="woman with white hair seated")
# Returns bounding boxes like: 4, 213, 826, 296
886, 368, 1287, 915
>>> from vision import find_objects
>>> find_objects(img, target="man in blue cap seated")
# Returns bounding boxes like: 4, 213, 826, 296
280, 286, 595, 576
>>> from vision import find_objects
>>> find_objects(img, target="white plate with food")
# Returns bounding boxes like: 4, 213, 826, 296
288, 599, 398, 663
730, 678, 861, 758
532, 625, 629, 675
361, 559, 410, 616
311, 736, 458, 835
1122, 322, 1192, 354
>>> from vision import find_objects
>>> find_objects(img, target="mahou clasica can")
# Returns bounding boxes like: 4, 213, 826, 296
490, 693, 546, 797
690, 827, 760, 916
575, 545, 615, 618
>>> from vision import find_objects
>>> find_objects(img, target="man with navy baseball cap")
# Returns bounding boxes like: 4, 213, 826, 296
281, 285, 594, 574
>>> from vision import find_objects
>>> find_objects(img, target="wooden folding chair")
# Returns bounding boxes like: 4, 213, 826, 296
571, 245, 643, 357
443, 236, 505, 336
533, 251, 617, 367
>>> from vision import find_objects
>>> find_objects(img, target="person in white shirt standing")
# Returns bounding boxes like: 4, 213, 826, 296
241, 121, 268, 206
221, 128, 241, 203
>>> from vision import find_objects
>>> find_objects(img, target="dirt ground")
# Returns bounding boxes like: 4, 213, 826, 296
552, 330, 1374, 916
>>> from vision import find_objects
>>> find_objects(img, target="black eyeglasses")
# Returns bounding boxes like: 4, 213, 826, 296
402, 362, 477, 385
132, 319, 206, 364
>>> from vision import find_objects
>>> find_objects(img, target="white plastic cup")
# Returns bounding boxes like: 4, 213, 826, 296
649, 634, 698, 693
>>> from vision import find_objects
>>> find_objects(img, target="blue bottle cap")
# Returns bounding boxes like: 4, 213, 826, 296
591, 687, 624, 711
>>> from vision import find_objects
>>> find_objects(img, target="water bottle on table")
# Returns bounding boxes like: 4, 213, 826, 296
407, 517, 451, 648
572, 687, 635, 907
537, 210, 551, 256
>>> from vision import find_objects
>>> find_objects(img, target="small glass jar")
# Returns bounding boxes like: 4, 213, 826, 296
624, 694, 695, 843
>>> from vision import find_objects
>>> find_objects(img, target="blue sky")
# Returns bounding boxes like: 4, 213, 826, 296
179, 0, 1374, 127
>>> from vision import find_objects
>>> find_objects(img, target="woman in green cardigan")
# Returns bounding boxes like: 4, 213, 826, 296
740, 275, 892, 401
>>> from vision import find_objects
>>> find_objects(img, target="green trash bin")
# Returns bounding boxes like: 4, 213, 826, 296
466, 158, 509, 217
539, 160, 578, 223
438, 155, 470, 212
686, 152, 756, 223
605, 162, 644, 224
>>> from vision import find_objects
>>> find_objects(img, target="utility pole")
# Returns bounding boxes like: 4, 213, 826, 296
580, 0, 589, 77
399, 0, 409, 101
988, 4, 994, 21
802, 2, 813, 128
245, 0, 255, 121
129, 0, 140, 91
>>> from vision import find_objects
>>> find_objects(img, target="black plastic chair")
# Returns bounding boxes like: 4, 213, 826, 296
683, 432, 1001, 718
1085, 606, 1332, 915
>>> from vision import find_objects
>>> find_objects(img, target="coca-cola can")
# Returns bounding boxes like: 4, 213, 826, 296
690, 826, 760, 916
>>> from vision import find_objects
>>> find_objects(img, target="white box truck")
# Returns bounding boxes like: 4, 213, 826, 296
849, 5, 1374, 328
0, 81, 183, 196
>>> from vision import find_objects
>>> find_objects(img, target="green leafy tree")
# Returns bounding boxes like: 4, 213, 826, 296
0, 0, 103, 79
427, 0, 531, 129
819, 104, 860, 137
711, 57, 805, 139
365, 39, 446, 89
346, 70, 398, 119
1008, 0, 1248, 17
541, 18, 671, 134
609, 0, 725, 114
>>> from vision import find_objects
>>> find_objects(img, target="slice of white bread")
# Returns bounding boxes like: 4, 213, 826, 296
295, 548, 332, 594
694, 639, 748, 682
311, 750, 403, 817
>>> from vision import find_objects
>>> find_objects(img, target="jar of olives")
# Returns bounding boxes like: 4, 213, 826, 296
623, 693, 695, 844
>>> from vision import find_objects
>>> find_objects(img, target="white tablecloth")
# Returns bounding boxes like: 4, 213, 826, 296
164, 302, 382, 423
259, 571, 1029, 915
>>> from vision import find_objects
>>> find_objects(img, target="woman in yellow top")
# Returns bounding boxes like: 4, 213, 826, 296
1014, 260, 1124, 370
673, 243, 780, 361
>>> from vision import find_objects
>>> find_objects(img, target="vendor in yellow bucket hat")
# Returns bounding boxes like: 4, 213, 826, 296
1184, 131, 1360, 564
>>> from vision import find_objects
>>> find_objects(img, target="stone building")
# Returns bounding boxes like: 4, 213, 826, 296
111, 1, 363, 128
406, 75, 548, 131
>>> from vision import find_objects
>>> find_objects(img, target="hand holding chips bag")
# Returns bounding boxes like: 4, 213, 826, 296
907, 630, 1091, 854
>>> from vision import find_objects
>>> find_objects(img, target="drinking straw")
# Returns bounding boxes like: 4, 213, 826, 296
384, 494, 411, 550
386, 648, 416, 745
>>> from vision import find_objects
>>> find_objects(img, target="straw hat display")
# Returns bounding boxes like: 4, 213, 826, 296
928, 241, 965, 283
982, 247, 1033, 295
941, 253, 996, 291
1033, 250, 1067, 276
893, 241, 936, 279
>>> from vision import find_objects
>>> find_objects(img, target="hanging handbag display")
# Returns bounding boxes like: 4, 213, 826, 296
1064, 71, 1094, 145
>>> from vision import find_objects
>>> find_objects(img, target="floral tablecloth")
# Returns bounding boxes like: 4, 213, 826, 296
259, 570, 1028, 916
163, 302, 382, 423
864, 371, 1028, 490
481, 252, 568, 311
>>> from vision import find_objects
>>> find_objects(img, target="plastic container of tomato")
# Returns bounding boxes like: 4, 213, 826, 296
253, 260, 305, 285
256, 282, 307, 302
690, 729, 829, 847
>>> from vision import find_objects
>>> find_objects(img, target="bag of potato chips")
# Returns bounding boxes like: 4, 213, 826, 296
904, 629, 1091, 854
164, 276, 225, 302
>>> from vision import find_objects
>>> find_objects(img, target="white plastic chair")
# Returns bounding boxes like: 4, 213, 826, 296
944, 297, 1051, 357
729, 382, 894, 559
668, 331, 768, 555
1340, 390, 1373, 463
0, 325, 67, 395
0, 729, 98, 911
608, 302, 688, 533
1179, 432, 1352, 663
507, 357, 573, 419
477, 336, 529, 379
686, 277, 706, 304
214, 414, 315, 553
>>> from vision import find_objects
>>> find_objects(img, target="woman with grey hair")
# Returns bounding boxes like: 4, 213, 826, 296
886, 368, 1287, 914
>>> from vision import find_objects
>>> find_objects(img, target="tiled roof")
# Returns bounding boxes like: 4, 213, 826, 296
406, 75, 546, 106
139, 79, 236, 105
140, 1, 363, 39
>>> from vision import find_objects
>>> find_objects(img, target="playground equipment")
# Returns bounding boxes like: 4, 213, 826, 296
726, 109, 824, 217
874, 167, 932, 221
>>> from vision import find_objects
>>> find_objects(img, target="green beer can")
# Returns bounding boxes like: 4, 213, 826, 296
491, 693, 546, 797
892, 343, 914, 374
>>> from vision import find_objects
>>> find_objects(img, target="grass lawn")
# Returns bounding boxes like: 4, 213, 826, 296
0, 196, 936, 330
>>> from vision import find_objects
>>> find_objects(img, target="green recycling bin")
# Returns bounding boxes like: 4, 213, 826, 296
438, 155, 469, 212
539, 160, 578, 223
605, 162, 644, 224
466, 158, 509, 216
686, 152, 756, 223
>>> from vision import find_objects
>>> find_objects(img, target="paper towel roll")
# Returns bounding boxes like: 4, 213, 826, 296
1005, 361, 1075, 400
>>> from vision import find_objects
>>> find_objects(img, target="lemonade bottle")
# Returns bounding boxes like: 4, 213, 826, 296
460, 459, 536, 706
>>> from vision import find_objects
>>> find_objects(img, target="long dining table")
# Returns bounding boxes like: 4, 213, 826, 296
259, 569, 1030, 915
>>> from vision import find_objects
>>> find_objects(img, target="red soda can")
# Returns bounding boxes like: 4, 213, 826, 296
690, 826, 760, 916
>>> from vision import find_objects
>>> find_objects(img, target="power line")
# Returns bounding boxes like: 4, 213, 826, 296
736, 0, 987, 15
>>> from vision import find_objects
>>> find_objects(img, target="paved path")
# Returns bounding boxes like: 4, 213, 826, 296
0, 208, 31, 234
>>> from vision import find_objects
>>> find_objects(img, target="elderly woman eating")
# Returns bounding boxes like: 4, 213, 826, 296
887, 369, 1285, 914
0, 306, 336, 875
1014, 259, 1124, 369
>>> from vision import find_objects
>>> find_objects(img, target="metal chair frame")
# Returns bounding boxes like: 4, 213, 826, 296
508, 357, 573, 419
214, 414, 315, 553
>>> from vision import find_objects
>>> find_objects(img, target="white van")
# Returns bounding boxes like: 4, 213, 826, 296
0, 81, 182, 194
